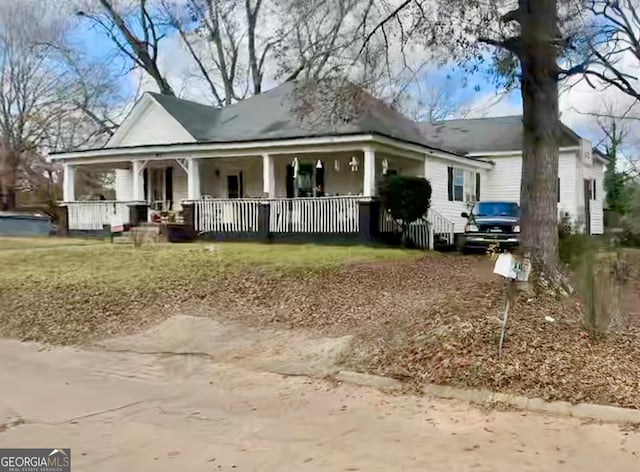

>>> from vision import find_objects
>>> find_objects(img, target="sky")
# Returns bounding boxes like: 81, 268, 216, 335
64, 2, 640, 155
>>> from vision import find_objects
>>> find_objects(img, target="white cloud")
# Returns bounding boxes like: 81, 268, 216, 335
465, 90, 521, 118
468, 74, 640, 151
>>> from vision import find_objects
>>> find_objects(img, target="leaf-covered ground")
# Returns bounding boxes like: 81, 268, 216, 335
2, 239, 640, 409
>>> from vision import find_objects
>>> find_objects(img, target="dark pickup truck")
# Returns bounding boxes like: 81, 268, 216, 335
458, 201, 520, 253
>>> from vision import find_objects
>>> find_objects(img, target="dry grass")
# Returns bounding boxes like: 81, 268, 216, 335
202, 253, 640, 409
0, 241, 418, 344
3, 239, 640, 409
0, 236, 105, 251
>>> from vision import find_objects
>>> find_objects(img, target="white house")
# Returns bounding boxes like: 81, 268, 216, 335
421, 116, 607, 235
49, 80, 605, 247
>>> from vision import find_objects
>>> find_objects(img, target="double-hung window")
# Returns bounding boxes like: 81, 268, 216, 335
453, 168, 464, 201
448, 167, 480, 202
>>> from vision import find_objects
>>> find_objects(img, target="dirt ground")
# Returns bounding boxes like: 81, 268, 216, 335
2, 321, 640, 471
3, 241, 640, 408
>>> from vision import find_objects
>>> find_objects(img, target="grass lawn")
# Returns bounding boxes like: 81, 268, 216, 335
2, 237, 640, 409
0, 240, 420, 344
0, 236, 106, 251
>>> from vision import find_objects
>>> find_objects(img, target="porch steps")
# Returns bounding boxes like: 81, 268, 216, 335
114, 224, 167, 245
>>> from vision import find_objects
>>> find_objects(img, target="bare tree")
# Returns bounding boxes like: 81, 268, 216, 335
245, 0, 267, 95
50, 45, 122, 140
0, 2, 71, 209
159, 0, 245, 105
565, 1, 640, 102
275, 0, 380, 82
78, 0, 175, 95
394, 82, 471, 123
356, 0, 593, 277
100, 0, 397, 105
0, 0, 121, 211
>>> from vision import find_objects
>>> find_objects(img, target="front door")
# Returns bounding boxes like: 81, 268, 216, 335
147, 167, 173, 210
583, 179, 591, 235
227, 175, 239, 198
226, 172, 244, 198
297, 164, 314, 197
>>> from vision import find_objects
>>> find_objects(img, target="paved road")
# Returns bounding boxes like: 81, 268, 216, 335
1, 339, 639, 471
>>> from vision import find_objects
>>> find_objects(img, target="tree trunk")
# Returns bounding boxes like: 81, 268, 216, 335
0, 148, 19, 211
246, 0, 262, 95
144, 60, 174, 96
0, 184, 17, 211
518, 0, 560, 275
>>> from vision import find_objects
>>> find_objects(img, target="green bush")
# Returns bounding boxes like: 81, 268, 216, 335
379, 175, 432, 247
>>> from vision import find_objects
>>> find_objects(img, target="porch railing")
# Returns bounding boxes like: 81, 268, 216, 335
428, 208, 455, 246
379, 208, 432, 249
192, 196, 361, 234
194, 198, 261, 233
65, 201, 132, 231
269, 196, 360, 233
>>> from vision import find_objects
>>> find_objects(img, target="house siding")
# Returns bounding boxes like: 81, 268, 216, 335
481, 150, 588, 231
483, 155, 522, 202
582, 158, 605, 235
426, 156, 487, 233
116, 101, 195, 147
272, 153, 365, 197
173, 164, 188, 208
591, 160, 605, 234
115, 168, 133, 201
200, 157, 263, 198
572, 140, 605, 235
194, 152, 426, 199
559, 150, 579, 223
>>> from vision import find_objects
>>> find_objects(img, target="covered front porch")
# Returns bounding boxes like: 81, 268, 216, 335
59, 144, 431, 243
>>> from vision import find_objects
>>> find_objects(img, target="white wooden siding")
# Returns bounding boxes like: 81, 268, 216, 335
558, 150, 579, 224
116, 101, 195, 147
426, 156, 486, 233
199, 158, 263, 198
573, 141, 605, 235
483, 155, 522, 202
115, 168, 133, 201
272, 153, 365, 197
481, 150, 586, 230
584, 159, 605, 235
172, 163, 188, 209
110, 148, 607, 237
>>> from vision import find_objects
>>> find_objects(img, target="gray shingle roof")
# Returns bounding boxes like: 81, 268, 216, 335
148, 80, 443, 151
418, 116, 582, 154
148, 85, 588, 159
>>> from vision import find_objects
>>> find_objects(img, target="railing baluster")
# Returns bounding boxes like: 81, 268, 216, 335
66, 201, 132, 231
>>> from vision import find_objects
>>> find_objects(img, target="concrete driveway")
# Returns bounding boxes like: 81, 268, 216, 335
1, 336, 639, 471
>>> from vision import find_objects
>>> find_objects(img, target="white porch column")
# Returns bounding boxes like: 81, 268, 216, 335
62, 163, 76, 202
132, 160, 145, 201
262, 153, 275, 197
187, 157, 201, 200
363, 147, 376, 197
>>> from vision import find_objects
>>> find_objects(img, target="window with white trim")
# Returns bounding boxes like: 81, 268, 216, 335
463, 170, 475, 202
448, 167, 478, 202
454, 168, 464, 201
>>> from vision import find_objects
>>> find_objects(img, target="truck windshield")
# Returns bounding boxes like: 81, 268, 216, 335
473, 202, 519, 217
